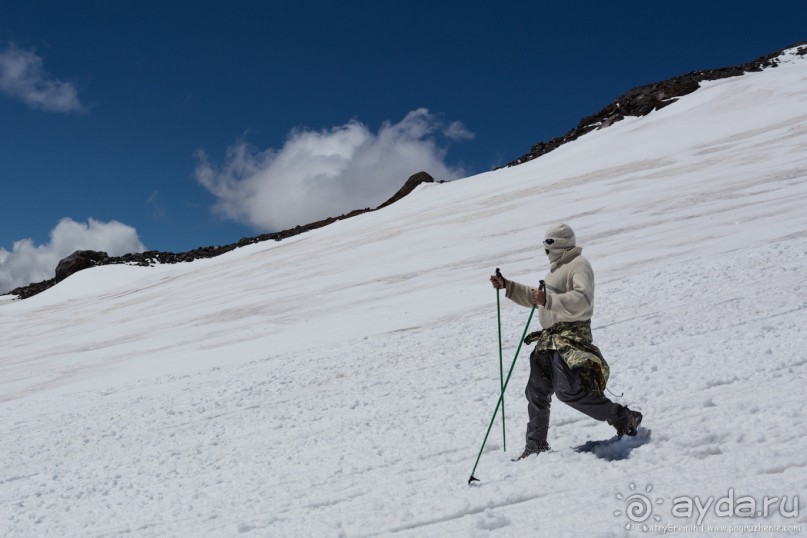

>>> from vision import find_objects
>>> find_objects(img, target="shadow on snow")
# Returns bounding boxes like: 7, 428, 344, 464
573, 428, 652, 461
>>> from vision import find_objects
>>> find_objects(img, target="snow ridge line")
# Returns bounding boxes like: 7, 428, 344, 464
501, 41, 807, 168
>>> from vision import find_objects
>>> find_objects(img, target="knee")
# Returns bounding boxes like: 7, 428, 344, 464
525, 385, 552, 408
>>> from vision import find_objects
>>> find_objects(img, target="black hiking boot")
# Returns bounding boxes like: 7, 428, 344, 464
616, 409, 643, 439
513, 440, 550, 461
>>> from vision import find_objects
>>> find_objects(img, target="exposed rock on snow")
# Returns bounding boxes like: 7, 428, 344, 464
55, 250, 109, 283
9, 171, 435, 299
376, 170, 435, 210
502, 41, 807, 168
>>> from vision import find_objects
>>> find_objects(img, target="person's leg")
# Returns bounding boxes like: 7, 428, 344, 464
524, 350, 554, 445
549, 352, 631, 429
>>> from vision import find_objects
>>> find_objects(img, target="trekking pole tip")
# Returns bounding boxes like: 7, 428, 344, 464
468, 475, 480, 485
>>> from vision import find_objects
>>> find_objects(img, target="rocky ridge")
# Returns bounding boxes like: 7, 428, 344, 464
9, 171, 435, 299
9, 43, 806, 300
501, 42, 807, 168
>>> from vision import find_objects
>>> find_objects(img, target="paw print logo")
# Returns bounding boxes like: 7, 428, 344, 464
614, 483, 664, 531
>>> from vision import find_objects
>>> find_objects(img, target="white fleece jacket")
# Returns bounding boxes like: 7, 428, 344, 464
505, 247, 594, 329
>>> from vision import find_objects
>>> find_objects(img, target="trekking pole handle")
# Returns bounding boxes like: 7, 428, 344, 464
495, 268, 505, 287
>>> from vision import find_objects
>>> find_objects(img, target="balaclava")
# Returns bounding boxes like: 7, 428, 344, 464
544, 223, 576, 264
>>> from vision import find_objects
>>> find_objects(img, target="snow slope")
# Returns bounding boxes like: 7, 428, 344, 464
1, 47, 806, 537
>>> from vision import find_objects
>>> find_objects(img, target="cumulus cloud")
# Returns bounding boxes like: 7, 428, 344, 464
0, 218, 145, 294
195, 108, 472, 231
0, 44, 83, 113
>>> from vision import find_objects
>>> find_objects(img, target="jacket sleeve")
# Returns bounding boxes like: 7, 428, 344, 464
504, 279, 536, 308
544, 263, 594, 317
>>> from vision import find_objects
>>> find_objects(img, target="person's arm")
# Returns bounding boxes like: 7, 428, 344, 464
505, 279, 539, 308
492, 271, 543, 308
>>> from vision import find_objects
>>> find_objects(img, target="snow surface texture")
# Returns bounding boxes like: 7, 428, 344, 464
2, 48, 807, 537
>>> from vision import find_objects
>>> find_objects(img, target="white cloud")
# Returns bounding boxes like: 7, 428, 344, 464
195, 109, 472, 231
0, 44, 83, 113
444, 121, 475, 141
0, 218, 145, 294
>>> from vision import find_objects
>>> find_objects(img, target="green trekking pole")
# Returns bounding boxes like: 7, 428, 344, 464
468, 280, 543, 485
495, 268, 506, 452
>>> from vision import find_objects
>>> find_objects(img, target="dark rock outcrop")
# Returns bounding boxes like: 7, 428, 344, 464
8, 171, 436, 300
55, 250, 110, 282
9, 278, 56, 299
501, 41, 807, 168
377, 171, 434, 210
10, 43, 804, 301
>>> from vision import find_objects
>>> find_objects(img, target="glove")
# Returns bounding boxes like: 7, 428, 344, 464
524, 330, 543, 345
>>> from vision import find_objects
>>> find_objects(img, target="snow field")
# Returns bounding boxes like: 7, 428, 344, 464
2, 238, 806, 536
2, 47, 807, 536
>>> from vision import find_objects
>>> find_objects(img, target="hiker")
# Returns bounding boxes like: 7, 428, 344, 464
490, 223, 642, 460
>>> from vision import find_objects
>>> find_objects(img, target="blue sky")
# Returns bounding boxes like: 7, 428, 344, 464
1, 0, 805, 291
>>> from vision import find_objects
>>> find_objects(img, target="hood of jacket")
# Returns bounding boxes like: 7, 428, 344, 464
544, 223, 577, 266
549, 246, 583, 271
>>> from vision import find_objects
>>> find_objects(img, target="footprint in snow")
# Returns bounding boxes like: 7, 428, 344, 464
476, 508, 511, 530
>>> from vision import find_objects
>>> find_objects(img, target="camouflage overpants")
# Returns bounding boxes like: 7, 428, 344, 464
525, 350, 628, 444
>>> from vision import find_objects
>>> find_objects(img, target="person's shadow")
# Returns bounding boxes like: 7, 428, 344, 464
573, 428, 652, 461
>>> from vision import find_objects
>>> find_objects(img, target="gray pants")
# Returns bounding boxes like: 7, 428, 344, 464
525, 350, 628, 444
